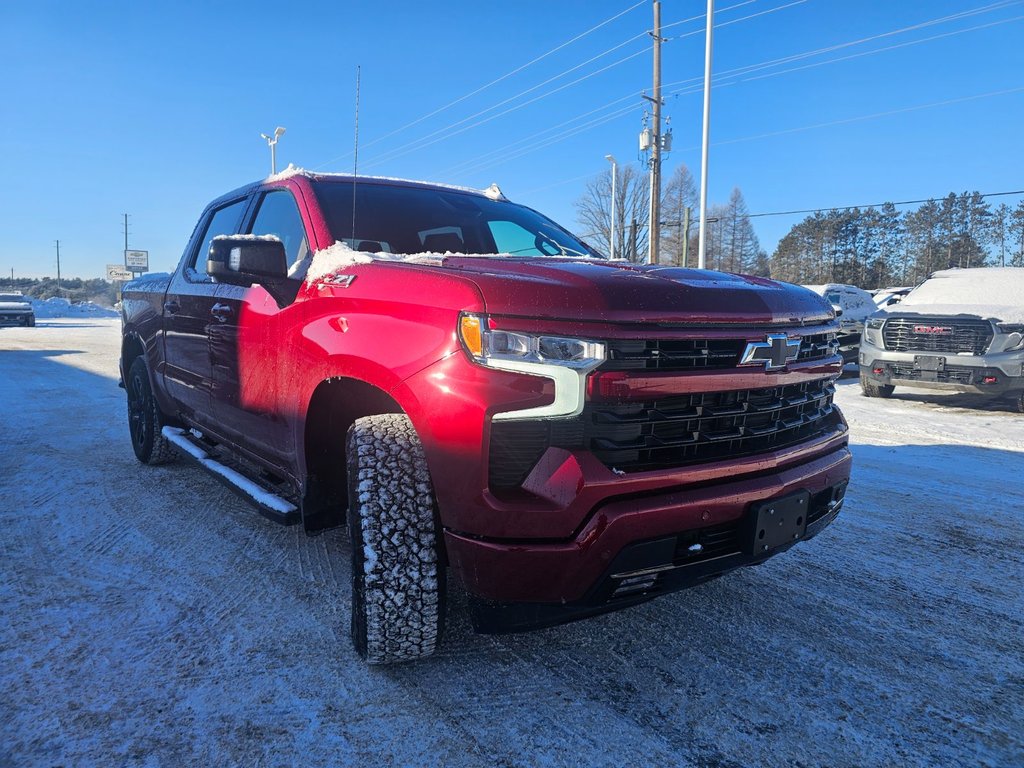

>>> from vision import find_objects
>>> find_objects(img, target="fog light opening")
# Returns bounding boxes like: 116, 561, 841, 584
872, 367, 885, 375
982, 376, 998, 385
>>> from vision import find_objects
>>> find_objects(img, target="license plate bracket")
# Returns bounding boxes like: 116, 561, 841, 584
747, 490, 811, 555
914, 355, 946, 372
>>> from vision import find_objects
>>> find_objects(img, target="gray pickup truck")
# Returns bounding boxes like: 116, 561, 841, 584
0, 293, 35, 326
859, 268, 1024, 412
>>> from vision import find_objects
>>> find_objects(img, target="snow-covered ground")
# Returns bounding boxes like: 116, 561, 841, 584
1, 319, 1022, 767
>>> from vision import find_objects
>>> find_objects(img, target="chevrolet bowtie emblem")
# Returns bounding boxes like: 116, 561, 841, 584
739, 334, 801, 371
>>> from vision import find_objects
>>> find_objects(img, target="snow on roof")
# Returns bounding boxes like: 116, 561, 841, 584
803, 283, 872, 296
212, 234, 281, 242
266, 164, 507, 199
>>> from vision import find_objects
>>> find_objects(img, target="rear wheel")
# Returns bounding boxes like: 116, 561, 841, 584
346, 413, 444, 664
860, 373, 894, 399
126, 357, 176, 464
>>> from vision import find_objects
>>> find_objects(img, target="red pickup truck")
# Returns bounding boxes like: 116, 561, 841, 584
120, 171, 851, 663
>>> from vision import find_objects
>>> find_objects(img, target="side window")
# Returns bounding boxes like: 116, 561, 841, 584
248, 190, 309, 268
189, 199, 248, 279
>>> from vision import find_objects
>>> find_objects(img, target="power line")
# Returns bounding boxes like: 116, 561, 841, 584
696, 84, 1024, 150
423, 0, 815, 177
748, 189, 1024, 219
312, 0, 647, 170
357, 0, 786, 171
453, 7, 1023, 180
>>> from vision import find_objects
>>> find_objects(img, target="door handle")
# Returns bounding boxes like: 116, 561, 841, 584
210, 303, 233, 322
163, 300, 180, 314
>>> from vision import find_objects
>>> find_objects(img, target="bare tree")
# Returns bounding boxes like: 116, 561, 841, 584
575, 164, 650, 262
660, 164, 698, 266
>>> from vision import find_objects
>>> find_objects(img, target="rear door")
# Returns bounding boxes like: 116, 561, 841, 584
210, 188, 311, 463
162, 197, 251, 425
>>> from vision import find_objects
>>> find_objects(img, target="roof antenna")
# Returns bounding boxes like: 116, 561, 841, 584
351, 65, 361, 246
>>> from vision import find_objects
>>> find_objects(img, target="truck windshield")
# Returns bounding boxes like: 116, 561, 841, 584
313, 181, 603, 259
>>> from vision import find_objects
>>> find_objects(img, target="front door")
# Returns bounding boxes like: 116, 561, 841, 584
209, 189, 311, 464
162, 197, 250, 426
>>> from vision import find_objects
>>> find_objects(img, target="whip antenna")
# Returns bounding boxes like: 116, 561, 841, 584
351, 65, 361, 245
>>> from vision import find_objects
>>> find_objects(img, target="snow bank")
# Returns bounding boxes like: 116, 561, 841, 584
31, 297, 118, 319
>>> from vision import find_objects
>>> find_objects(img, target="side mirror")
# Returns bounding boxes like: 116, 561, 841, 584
831, 303, 844, 317
208, 237, 298, 308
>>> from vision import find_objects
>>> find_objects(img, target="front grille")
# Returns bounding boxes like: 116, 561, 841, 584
585, 380, 838, 473
603, 332, 837, 372
889, 364, 975, 384
488, 379, 840, 488
882, 317, 993, 355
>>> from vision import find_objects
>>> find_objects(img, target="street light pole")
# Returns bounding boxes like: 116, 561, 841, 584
605, 155, 617, 260
697, 0, 714, 269
260, 126, 287, 175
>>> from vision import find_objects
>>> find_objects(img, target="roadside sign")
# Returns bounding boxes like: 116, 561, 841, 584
107, 264, 134, 281
125, 250, 149, 270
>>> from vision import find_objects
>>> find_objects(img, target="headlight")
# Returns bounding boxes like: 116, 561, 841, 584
866, 317, 885, 330
459, 314, 606, 420
996, 323, 1024, 334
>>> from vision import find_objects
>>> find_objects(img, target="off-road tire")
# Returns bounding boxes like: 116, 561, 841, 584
860, 374, 894, 399
26, 316, 35, 327
1014, 392, 1024, 414
126, 357, 176, 465
346, 413, 444, 664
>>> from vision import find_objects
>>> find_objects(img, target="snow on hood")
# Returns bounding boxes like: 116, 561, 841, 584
880, 268, 1024, 324
303, 241, 499, 284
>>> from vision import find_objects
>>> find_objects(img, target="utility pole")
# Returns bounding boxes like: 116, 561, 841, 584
123, 213, 130, 267
54, 240, 62, 298
646, 1, 663, 265
605, 155, 617, 260
697, 0, 715, 269
681, 206, 691, 267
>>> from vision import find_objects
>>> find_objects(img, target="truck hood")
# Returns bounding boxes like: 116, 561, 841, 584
878, 304, 1024, 325
441, 257, 833, 325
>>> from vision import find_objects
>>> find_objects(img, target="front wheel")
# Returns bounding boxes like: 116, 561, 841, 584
860, 373, 894, 399
126, 357, 176, 464
346, 413, 445, 664
1014, 392, 1024, 414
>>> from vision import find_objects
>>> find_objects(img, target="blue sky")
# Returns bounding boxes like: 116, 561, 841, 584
2, 0, 1022, 279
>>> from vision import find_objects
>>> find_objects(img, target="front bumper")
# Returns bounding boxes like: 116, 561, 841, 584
0, 311, 33, 324
445, 441, 851, 631
860, 353, 1024, 395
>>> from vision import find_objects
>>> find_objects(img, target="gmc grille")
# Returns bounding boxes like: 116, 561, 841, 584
489, 379, 840, 489
882, 317, 993, 355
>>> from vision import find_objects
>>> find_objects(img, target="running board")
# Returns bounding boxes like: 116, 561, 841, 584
161, 427, 300, 525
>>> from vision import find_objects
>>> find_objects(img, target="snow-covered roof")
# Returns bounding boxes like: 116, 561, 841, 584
266, 164, 507, 200
803, 283, 872, 296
